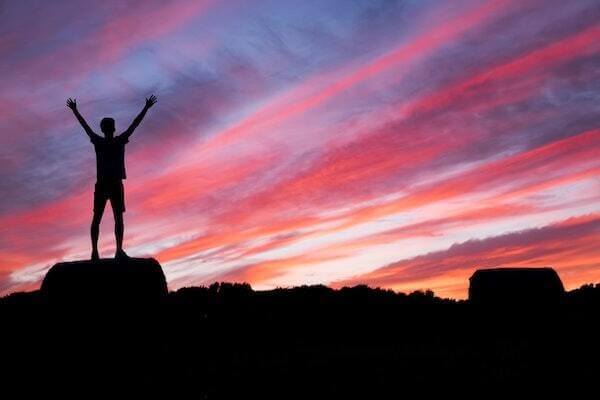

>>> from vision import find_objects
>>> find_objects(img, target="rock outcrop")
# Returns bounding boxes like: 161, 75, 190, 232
40, 257, 168, 305
469, 267, 564, 304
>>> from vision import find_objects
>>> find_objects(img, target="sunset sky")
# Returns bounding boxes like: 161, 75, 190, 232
1, 0, 599, 298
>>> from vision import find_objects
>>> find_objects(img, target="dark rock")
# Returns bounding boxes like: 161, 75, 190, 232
40, 257, 168, 305
469, 267, 564, 304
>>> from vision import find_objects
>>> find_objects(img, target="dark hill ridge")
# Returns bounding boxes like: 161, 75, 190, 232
2, 261, 599, 395
40, 257, 167, 305
1, 262, 598, 306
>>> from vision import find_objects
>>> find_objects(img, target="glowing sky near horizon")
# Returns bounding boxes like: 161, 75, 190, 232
1, 0, 599, 298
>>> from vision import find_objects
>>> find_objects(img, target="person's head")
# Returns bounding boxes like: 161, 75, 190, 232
100, 117, 115, 138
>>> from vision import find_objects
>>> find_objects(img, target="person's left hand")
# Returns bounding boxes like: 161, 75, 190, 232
145, 95, 157, 108
66, 98, 77, 110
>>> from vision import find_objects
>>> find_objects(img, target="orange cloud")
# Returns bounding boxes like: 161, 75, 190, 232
152, 126, 598, 276
334, 213, 600, 298
338, 128, 600, 229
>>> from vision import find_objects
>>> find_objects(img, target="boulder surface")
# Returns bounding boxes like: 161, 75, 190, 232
41, 257, 168, 305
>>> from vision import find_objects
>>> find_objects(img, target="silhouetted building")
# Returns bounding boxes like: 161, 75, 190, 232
469, 267, 564, 304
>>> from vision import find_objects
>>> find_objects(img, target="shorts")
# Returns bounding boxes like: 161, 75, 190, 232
94, 180, 125, 213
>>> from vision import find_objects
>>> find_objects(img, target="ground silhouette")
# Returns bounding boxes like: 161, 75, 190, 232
2, 266, 599, 395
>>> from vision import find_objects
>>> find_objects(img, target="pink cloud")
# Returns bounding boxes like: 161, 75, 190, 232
333, 213, 600, 298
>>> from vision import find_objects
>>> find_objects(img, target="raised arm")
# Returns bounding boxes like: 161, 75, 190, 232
122, 95, 157, 139
66, 98, 97, 140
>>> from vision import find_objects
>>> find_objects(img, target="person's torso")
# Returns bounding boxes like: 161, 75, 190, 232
93, 136, 127, 181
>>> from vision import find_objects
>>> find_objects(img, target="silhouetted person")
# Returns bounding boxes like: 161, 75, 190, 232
66, 95, 157, 260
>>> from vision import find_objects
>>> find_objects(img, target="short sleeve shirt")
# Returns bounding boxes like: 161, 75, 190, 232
91, 133, 129, 181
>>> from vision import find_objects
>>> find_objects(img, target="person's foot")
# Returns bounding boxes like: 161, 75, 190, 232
115, 249, 130, 260
91, 250, 100, 261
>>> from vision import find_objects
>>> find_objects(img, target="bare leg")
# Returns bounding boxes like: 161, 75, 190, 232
114, 211, 123, 252
91, 208, 105, 260
114, 211, 128, 259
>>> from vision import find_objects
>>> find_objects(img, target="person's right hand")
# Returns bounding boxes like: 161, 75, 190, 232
145, 94, 157, 109
66, 98, 77, 110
